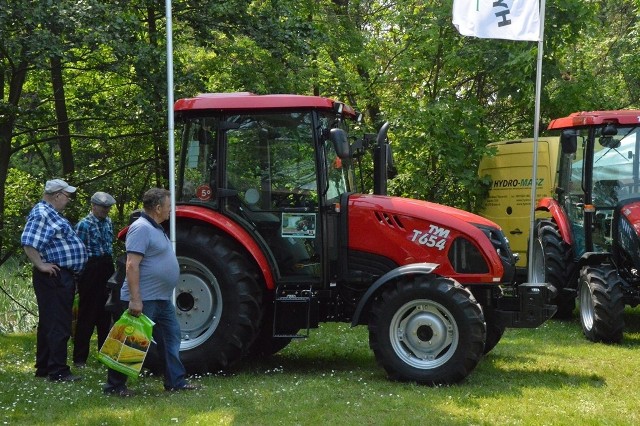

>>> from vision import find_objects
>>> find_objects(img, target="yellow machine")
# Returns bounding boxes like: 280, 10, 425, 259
477, 137, 560, 279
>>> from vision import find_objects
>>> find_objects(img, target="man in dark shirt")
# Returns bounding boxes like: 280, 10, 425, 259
73, 191, 116, 367
21, 179, 88, 381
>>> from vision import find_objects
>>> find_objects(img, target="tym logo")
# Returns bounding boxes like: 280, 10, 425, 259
493, 1, 512, 28
411, 225, 450, 251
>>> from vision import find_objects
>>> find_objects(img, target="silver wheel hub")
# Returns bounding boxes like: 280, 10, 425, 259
531, 238, 546, 283
579, 281, 595, 331
390, 300, 458, 368
175, 256, 222, 350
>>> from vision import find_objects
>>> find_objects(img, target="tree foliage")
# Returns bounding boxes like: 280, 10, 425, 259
1, 0, 639, 261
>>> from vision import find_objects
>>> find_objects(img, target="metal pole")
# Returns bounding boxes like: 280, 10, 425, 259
527, 0, 546, 283
165, 0, 176, 251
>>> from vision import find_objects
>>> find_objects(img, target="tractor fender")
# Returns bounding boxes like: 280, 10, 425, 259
350, 263, 439, 327
535, 197, 573, 245
176, 205, 275, 289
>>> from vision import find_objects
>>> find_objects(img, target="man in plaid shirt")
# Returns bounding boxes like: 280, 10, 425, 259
72, 191, 116, 367
21, 179, 88, 382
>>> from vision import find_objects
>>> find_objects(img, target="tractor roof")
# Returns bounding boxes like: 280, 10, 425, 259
174, 92, 358, 118
548, 110, 640, 130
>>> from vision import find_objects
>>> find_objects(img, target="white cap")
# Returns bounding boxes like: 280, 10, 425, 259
90, 191, 116, 207
44, 179, 77, 194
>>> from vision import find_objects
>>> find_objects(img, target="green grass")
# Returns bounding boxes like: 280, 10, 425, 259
2, 313, 640, 425
2, 260, 639, 424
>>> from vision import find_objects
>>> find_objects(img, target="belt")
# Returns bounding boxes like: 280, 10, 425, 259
89, 254, 113, 260
87, 255, 113, 264
34, 266, 79, 276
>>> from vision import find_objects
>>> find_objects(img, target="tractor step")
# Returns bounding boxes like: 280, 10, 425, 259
273, 292, 319, 338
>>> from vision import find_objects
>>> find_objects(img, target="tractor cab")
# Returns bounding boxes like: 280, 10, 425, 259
556, 123, 640, 257
176, 97, 358, 283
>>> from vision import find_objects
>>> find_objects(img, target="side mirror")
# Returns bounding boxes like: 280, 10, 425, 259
560, 130, 577, 154
330, 128, 350, 159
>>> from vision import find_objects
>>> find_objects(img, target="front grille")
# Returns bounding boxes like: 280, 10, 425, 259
448, 237, 489, 273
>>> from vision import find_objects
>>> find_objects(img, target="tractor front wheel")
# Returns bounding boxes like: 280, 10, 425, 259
578, 266, 624, 343
531, 219, 575, 318
368, 275, 485, 385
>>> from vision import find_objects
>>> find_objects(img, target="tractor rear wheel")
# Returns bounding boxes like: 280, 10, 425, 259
531, 219, 575, 318
151, 225, 263, 373
368, 275, 485, 385
578, 266, 624, 343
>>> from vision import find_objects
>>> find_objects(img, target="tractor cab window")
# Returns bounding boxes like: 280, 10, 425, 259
592, 126, 640, 203
591, 126, 640, 250
224, 113, 318, 211
323, 138, 351, 202
317, 113, 356, 203
177, 118, 218, 206
224, 112, 321, 278
565, 126, 640, 254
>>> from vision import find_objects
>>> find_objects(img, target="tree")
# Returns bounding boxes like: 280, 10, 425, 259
2, 0, 638, 268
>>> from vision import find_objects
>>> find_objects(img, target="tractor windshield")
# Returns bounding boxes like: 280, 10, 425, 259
569, 126, 640, 203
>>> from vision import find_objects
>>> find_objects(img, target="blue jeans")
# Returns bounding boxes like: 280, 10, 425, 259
104, 300, 187, 391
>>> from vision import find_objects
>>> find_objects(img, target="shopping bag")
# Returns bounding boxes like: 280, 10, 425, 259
97, 311, 154, 378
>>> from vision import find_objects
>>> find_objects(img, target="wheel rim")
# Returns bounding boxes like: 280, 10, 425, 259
389, 299, 459, 369
579, 281, 595, 332
175, 256, 223, 350
530, 238, 546, 283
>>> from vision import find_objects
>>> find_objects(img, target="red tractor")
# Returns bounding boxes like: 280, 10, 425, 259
532, 110, 640, 342
142, 92, 555, 385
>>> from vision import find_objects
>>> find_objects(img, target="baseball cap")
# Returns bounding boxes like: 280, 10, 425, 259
44, 179, 77, 194
90, 191, 116, 207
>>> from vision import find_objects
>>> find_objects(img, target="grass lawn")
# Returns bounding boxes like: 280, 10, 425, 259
2, 312, 640, 425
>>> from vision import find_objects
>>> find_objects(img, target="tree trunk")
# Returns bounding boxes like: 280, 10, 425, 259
0, 58, 29, 260
50, 55, 74, 176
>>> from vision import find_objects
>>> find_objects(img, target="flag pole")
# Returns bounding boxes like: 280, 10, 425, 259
527, 0, 546, 282
165, 0, 176, 250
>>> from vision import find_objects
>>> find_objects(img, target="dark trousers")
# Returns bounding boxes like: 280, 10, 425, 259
33, 268, 75, 379
73, 256, 114, 364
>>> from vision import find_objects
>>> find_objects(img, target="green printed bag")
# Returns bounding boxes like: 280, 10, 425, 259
97, 311, 154, 378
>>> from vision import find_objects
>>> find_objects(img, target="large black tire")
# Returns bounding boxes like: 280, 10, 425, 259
531, 219, 575, 319
578, 266, 625, 343
368, 275, 486, 385
482, 306, 505, 355
146, 225, 263, 374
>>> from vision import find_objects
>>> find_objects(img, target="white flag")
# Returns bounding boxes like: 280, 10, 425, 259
453, 0, 540, 41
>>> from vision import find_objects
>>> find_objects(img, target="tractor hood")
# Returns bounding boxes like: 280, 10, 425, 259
347, 194, 513, 284
348, 194, 501, 229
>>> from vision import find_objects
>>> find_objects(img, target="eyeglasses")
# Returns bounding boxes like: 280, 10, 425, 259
57, 192, 72, 201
